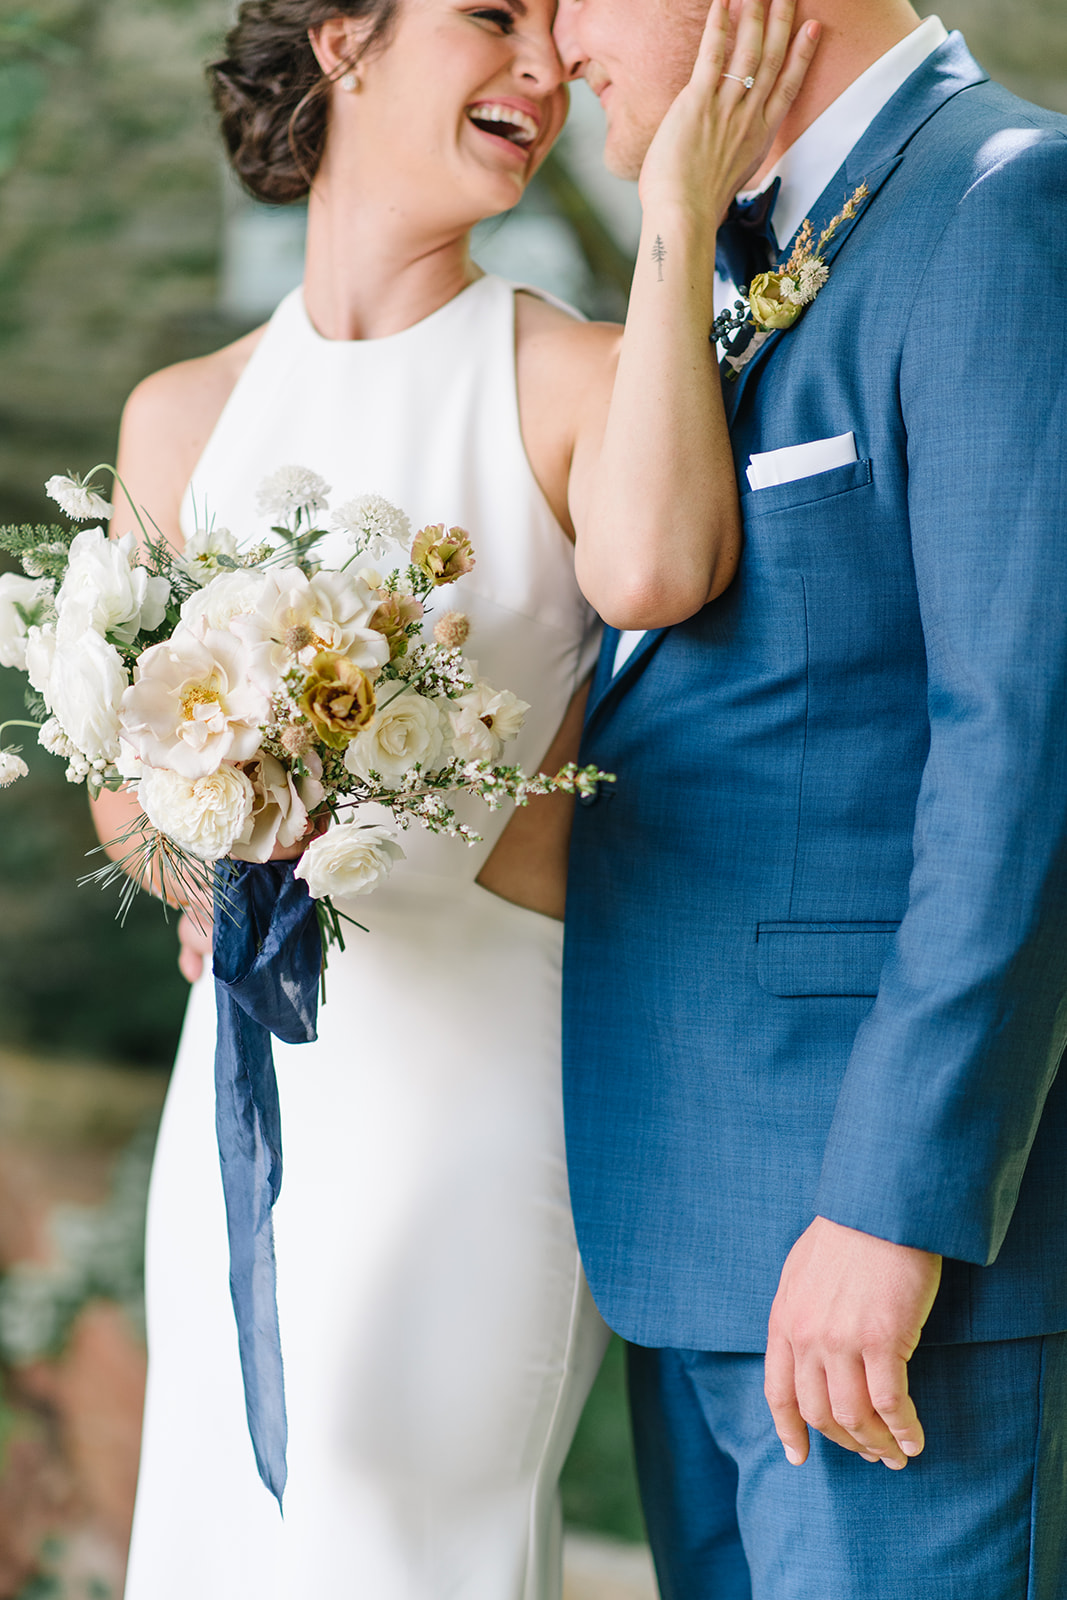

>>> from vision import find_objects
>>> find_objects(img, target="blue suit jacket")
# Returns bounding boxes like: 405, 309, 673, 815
563, 35, 1067, 1351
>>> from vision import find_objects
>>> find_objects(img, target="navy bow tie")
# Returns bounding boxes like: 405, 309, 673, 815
715, 176, 782, 292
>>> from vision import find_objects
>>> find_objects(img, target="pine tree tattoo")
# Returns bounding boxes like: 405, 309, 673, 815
651, 235, 666, 281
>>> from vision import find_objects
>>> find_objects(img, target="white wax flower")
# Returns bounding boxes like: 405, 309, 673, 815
0, 574, 54, 670
55, 527, 170, 645
138, 763, 256, 862
180, 567, 272, 636
330, 493, 412, 558
42, 629, 128, 763
343, 689, 444, 788
255, 465, 331, 523
229, 752, 310, 864
45, 472, 113, 522
294, 823, 404, 900
231, 567, 389, 677
120, 624, 272, 780
448, 681, 528, 762
0, 751, 29, 787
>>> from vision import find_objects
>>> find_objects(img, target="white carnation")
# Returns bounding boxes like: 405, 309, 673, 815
448, 680, 528, 762
120, 624, 272, 780
331, 493, 411, 558
255, 465, 331, 523
179, 525, 239, 584
0, 574, 54, 669
343, 690, 444, 788
0, 751, 29, 787
45, 472, 113, 522
44, 628, 128, 763
55, 527, 170, 645
294, 823, 404, 900
138, 763, 256, 862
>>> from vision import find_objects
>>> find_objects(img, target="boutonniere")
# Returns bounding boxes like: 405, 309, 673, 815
713, 183, 869, 378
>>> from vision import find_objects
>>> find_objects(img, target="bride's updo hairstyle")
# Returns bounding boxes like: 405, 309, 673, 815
209, 1, 399, 204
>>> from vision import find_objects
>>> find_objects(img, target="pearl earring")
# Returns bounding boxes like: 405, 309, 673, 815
339, 71, 359, 92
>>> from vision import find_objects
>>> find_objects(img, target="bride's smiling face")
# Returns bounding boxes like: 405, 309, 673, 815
317, 0, 569, 225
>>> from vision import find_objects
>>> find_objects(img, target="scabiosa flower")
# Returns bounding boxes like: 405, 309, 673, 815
331, 493, 411, 557
255, 465, 331, 523
0, 750, 29, 787
45, 472, 114, 522
433, 611, 470, 650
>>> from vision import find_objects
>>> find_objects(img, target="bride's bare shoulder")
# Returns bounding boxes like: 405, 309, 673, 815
116, 326, 267, 535
514, 290, 621, 389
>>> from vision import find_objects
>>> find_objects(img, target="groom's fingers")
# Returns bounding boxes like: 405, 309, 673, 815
864, 1350, 926, 1461
824, 1354, 907, 1465
763, 1332, 810, 1464
761, 15, 821, 132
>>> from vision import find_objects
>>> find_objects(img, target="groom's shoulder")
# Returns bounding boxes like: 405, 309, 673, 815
906, 75, 1066, 195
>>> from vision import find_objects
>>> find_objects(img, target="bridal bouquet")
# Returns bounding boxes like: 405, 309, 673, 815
0, 464, 606, 941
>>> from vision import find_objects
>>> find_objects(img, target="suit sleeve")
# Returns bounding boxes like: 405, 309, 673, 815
814, 131, 1067, 1265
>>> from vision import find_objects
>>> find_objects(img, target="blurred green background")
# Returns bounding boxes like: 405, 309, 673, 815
1, 0, 1064, 1593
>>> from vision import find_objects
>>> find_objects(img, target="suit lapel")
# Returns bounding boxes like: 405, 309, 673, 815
585, 626, 668, 730
724, 34, 987, 418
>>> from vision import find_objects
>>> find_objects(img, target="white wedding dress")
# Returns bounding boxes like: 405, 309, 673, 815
124, 276, 609, 1600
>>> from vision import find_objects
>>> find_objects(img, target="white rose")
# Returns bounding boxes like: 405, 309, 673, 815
0, 575, 54, 669
343, 690, 444, 788
231, 567, 388, 676
138, 763, 256, 862
120, 624, 272, 780
180, 568, 272, 636
55, 527, 170, 645
45, 627, 128, 763
448, 681, 528, 763
294, 823, 404, 900
230, 752, 310, 864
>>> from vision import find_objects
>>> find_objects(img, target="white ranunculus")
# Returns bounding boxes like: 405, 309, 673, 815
231, 567, 389, 676
24, 624, 56, 698
230, 752, 310, 863
0, 575, 54, 669
55, 527, 170, 645
138, 762, 256, 862
180, 567, 272, 636
120, 624, 272, 780
255, 465, 331, 523
45, 472, 113, 522
0, 751, 29, 787
343, 689, 444, 788
294, 823, 404, 900
448, 681, 529, 762
45, 628, 128, 762
178, 525, 239, 585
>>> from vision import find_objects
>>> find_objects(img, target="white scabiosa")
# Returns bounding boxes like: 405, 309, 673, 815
0, 751, 29, 787
294, 823, 404, 900
138, 763, 256, 862
255, 465, 331, 523
44, 472, 113, 522
330, 493, 411, 558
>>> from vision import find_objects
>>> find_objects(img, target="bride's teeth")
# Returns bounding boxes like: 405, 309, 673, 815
468, 104, 538, 146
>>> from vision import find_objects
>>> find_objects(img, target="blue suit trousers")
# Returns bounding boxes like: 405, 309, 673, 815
629, 1336, 1067, 1599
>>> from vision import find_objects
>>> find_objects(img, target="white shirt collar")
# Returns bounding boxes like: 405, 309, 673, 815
716, 14, 949, 307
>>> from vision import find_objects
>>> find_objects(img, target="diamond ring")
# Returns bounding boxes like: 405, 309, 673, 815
722, 73, 756, 89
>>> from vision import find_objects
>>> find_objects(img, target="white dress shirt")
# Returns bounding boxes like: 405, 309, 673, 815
613, 15, 949, 677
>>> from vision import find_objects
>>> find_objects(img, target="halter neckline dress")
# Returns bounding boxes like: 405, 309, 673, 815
124, 275, 609, 1600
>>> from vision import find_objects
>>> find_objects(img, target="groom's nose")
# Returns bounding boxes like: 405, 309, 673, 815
552, 0, 588, 81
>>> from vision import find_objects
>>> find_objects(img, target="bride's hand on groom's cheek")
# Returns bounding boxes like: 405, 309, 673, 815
638, 0, 821, 220
764, 1215, 942, 1470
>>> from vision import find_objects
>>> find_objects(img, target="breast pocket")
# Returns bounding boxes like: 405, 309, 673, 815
742, 458, 873, 520
756, 920, 899, 997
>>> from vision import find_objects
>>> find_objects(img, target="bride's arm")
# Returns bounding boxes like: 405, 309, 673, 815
565, 0, 819, 629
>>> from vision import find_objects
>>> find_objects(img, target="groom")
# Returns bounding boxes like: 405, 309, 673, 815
557, 0, 1067, 1593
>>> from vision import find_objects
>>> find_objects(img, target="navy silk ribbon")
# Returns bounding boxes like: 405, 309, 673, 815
212, 859, 322, 1508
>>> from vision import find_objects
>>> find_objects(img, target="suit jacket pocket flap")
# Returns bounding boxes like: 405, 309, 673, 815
742, 457, 872, 518
756, 921, 899, 997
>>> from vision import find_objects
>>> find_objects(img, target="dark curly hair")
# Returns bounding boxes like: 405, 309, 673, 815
208, 1, 400, 205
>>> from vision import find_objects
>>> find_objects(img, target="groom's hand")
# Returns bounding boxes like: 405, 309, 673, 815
765, 1217, 942, 1469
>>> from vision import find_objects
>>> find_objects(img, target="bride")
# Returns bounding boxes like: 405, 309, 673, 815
93, 0, 816, 1595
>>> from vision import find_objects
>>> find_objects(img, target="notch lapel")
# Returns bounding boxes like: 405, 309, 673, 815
585, 626, 668, 731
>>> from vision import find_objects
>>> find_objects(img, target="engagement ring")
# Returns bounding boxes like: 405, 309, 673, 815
722, 73, 756, 89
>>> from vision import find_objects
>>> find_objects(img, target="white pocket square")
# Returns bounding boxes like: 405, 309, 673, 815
746, 431, 858, 491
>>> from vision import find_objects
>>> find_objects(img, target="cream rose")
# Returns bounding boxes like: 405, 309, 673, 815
294, 823, 404, 900
138, 762, 256, 862
180, 568, 272, 636
747, 271, 804, 332
343, 689, 444, 788
120, 624, 271, 780
230, 752, 310, 864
